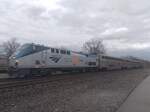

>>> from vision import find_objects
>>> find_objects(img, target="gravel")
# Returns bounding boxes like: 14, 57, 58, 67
0, 68, 149, 112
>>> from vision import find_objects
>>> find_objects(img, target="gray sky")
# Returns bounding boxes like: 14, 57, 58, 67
0, 0, 150, 59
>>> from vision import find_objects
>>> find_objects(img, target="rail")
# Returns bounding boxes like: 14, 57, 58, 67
0, 76, 66, 89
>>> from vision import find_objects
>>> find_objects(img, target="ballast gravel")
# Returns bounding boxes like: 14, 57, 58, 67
0, 68, 149, 112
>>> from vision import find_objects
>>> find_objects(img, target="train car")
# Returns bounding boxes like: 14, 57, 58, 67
98, 55, 123, 70
9, 43, 97, 78
97, 55, 143, 70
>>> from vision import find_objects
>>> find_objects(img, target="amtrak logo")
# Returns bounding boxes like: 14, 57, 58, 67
49, 56, 61, 63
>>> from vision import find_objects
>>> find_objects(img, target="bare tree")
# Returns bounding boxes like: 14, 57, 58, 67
2, 38, 20, 57
83, 38, 106, 54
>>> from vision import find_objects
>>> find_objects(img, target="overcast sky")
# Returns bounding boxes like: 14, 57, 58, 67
0, 0, 150, 59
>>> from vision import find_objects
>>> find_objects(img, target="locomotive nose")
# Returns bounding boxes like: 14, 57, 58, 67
9, 56, 19, 68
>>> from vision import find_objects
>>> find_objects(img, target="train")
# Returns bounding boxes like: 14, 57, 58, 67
8, 43, 143, 78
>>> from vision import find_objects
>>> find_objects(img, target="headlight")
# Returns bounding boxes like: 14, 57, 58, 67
15, 60, 19, 63
15, 60, 19, 66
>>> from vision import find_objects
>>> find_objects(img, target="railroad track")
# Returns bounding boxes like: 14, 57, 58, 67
0, 71, 93, 89
0, 75, 70, 89
0, 69, 144, 90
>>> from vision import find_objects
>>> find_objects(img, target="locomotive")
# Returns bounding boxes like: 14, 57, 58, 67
9, 43, 143, 78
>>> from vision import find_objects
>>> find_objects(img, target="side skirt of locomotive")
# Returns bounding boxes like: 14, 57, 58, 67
8, 67, 98, 78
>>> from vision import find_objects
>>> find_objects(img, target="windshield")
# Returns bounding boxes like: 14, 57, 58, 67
14, 44, 49, 58
15, 44, 33, 58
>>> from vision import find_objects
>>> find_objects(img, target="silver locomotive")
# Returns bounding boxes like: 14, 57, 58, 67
9, 43, 143, 78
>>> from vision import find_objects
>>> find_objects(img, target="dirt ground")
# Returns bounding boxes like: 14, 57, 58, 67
0, 68, 149, 112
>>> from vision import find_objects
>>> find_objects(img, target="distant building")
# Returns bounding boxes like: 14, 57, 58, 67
0, 45, 6, 55
0, 46, 8, 71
